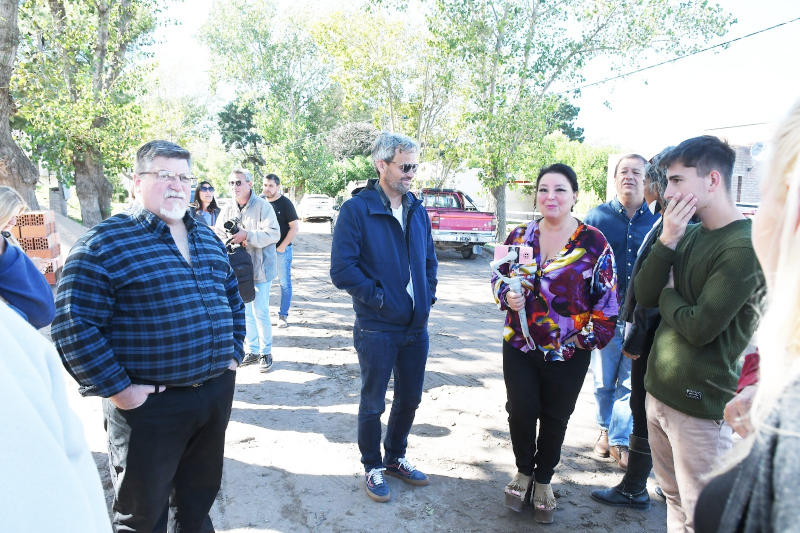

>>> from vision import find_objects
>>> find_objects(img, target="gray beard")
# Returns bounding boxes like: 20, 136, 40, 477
160, 204, 187, 221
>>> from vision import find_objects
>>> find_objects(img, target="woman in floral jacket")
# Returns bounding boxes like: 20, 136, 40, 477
492, 163, 618, 524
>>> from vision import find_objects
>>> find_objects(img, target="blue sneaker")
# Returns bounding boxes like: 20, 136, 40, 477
384, 457, 430, 486
365, 467, 390, 502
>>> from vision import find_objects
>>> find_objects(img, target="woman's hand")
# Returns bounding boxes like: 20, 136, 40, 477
562, 334, 586, 350
724, 384, 757, 437
505, 290, 525, 312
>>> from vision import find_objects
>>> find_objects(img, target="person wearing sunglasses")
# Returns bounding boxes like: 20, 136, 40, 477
190, 181, 220, 226
330, 132, 438, 503
215, 169, 281, 372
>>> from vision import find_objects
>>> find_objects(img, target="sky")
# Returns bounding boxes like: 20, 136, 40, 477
157, 0, 800, 156
574, 0, 800, 154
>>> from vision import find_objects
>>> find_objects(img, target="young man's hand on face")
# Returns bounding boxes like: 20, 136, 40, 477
659, 193, 697, 250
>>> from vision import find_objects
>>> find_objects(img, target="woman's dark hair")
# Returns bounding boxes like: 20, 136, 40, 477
193, 180, 219, 212
535, 163, 579, 192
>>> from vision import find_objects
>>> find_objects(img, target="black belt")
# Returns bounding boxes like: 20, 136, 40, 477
133, 371, 227, 390
167, 382, 205, 389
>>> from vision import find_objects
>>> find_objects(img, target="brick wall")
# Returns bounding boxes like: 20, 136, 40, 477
14, 210, 62, 285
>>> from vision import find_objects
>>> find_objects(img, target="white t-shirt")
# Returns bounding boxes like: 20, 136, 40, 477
391, 204, 415, 308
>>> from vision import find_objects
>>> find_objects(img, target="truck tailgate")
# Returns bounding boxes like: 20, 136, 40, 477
430, 210, 495, 231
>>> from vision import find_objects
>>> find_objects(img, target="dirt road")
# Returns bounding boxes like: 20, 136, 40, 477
61, 220, 666, 532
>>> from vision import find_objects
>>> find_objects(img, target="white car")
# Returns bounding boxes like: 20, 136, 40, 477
298, 194, 335, 222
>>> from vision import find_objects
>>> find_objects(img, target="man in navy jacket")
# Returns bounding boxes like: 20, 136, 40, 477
330, 132, 438, 503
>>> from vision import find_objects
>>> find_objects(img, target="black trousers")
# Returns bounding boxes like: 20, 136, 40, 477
503, 341, 590, 484
630, 351, 649, 441
103, 369, 236, 533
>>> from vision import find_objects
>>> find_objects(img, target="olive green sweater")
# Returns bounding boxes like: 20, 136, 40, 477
635, 219, 764, 419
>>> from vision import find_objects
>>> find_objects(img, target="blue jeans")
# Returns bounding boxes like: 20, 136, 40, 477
353, 321, 429, 471
590, 321, 632, 446
244, 280, 272, 355
276, 245, 292, 318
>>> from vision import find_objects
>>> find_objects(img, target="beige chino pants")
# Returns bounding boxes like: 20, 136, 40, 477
645, 393, 733, 533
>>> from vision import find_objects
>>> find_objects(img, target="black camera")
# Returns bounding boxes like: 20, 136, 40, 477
224, 218, 242, 235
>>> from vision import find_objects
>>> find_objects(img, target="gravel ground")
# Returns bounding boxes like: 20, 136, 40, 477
57, 217, 667, 532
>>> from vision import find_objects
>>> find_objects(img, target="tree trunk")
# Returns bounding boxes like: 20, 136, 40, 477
491, 182, 507, 242
73, 147, 111, 227
0, 0, 40, 209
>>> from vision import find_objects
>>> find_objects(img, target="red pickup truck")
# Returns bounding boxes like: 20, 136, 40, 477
421, 188, 497, 259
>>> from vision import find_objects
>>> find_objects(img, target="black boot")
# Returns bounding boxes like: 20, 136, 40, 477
590, 434, 651, 510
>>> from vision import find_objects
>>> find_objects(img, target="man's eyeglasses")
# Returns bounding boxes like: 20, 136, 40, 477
199, 185, 215, 192
390, 162, 419, 174
228, 180, 244, 187
140, 170, 194, 185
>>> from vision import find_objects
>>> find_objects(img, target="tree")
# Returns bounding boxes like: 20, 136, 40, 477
13, 0, 158, 227
325, 122, 379, 160
312, 7, 455, 162
0, 0, 39, 208
312, 8, 417, 132
217, 99, 266, 178
428, 0, 732, 239
518, 131, 614, 213
202, 0, 338, 194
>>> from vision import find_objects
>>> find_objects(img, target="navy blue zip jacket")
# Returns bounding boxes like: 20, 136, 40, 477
330, 180, 437, 331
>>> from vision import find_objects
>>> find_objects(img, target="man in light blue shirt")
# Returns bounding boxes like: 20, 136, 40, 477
584, 154, 660, 470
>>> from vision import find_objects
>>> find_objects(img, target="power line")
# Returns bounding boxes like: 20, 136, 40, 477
560, 16, 800, 94
704, 122, 769, 132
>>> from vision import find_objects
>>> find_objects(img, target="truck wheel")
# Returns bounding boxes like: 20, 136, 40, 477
460, 247, 475, 259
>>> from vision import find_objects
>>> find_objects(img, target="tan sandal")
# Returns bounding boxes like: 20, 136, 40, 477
533, 482, 556, 524
504, 472, 532, 512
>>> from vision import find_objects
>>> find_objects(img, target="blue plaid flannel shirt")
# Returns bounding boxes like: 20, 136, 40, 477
52, 206, 246, 397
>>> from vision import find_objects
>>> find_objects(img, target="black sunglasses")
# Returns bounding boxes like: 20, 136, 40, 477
228, 180, 243, 187
199, 185, 215, 192
390, 162, 419, 174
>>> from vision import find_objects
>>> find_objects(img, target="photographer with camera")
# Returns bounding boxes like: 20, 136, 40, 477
216, 169, 280, 372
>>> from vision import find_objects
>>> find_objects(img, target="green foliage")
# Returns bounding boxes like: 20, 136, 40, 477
312, 7, 455, 167
310, 8, 413, 129
424, 0, 732, 236
549, 100, 585, 143
202, 0, 338, 194
217, 99, 266, 174
326, 155, 376, 198
139, 88, 216, 150
518, 131, 615, 212
186, 141, 240, 198
12, 0, 160, 182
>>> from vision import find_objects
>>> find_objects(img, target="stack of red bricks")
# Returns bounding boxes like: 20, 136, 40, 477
12, 210, 62, 285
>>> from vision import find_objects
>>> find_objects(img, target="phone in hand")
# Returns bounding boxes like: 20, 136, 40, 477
493, 244, 534, 264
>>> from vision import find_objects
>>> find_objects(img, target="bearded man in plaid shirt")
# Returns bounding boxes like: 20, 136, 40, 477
52, 140, 245, 532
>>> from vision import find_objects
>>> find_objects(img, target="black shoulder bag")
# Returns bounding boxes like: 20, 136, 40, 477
225, 239, 255, 303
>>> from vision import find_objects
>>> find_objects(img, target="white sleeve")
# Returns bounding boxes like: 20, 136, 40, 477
0, 304, 111, 533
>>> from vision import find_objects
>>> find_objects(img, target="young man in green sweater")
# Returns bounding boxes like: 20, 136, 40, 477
634, 136, 764, 533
